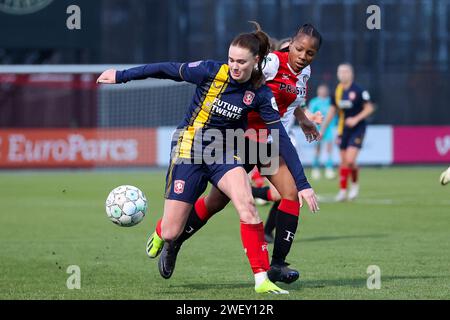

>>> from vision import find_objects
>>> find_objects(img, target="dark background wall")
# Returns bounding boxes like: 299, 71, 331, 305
1, 0, 449, 126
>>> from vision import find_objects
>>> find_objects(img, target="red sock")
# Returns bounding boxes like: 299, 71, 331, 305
266, 189, 273, 202
251, 169, 265, 188
155, 219, 162, 238
240, 222, 270, 274
194, 197, 212, 221
340, 167, 350, 189
351, 168, 359, 183
278, 199, 300, 217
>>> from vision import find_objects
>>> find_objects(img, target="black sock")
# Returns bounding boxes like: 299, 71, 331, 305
252, 186, 271, 200
271, 209, 299, 266
264, 201, 279, 235
175, 207, 208, 245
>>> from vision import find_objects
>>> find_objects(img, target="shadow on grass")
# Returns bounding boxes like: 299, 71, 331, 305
296, 234, 388, 243
157, 275, 444, 294
156, 282, 255, 295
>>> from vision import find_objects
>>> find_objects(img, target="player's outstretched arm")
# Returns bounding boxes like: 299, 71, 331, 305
294, 107, 320, 143
97, 69, 117, 84
303, 108, 323, 125
266, 120, 319, 213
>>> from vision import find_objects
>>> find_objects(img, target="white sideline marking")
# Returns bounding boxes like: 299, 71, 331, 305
316, 194, 450, 205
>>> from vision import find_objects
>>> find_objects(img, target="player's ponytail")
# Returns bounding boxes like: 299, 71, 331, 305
231, 21, 271, 89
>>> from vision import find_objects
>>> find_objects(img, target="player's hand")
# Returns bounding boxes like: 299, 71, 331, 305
345, 117, 359, 128
300, 118, 320, 143
96, 69, 117, 84
298, 188, 320, 213
310, 111, 323, 125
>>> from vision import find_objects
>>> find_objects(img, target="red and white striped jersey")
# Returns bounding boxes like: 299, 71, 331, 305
246, 50, 311, 140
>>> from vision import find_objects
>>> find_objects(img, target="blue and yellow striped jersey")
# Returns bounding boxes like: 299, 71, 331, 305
332, 82, 371, 135
116, 60, 311, 191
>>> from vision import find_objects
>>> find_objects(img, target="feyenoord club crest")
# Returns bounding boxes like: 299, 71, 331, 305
174, 180, 185, 194
243, 91, 255, 105
302, 74, 310, 83
0, 0, 54, 15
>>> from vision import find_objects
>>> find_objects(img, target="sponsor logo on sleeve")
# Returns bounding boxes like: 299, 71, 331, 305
188, 61, 203, 68
362, 90, 371, 101
271, 97, 279, 111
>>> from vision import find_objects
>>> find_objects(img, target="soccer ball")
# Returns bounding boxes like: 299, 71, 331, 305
440, 167, 450, 186
105, 185, 148, 227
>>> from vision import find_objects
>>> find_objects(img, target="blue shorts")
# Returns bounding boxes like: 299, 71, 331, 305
339, 125, 366, 150
164, 154, 242, 204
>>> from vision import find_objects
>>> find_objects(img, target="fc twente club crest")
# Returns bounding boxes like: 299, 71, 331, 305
243, 91, 255, 106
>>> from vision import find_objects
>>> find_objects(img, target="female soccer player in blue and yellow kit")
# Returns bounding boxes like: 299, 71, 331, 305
147, 23, 323, 286
97, 23, 318, 294
320, 63, 375, 201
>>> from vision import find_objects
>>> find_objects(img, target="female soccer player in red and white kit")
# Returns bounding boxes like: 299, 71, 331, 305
147, 24, 323, 286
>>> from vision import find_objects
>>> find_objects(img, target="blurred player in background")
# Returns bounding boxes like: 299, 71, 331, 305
320, 63, 375, 201
147, 24, 323, 285
309, 84, 337, 180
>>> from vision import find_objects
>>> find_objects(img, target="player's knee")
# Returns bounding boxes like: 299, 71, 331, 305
279, 188, 298, 202
346, 161, 356, 169
236, 197, 260, 224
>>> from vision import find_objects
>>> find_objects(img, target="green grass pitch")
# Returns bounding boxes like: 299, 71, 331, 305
1, 167, 449, 300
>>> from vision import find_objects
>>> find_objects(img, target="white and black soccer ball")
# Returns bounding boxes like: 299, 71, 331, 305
105, 185, 148, 227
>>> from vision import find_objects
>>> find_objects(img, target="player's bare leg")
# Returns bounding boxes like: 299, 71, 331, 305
147, 186, 229, 259
336, 149, 349, 202
158, 199, 193, 279
312, 142, 322, 180
345, 147, 361, 200
217, 167, 288, 294
325, 141, 336, 179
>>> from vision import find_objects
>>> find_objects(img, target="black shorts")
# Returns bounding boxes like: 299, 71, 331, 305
339, 125, 366, 150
